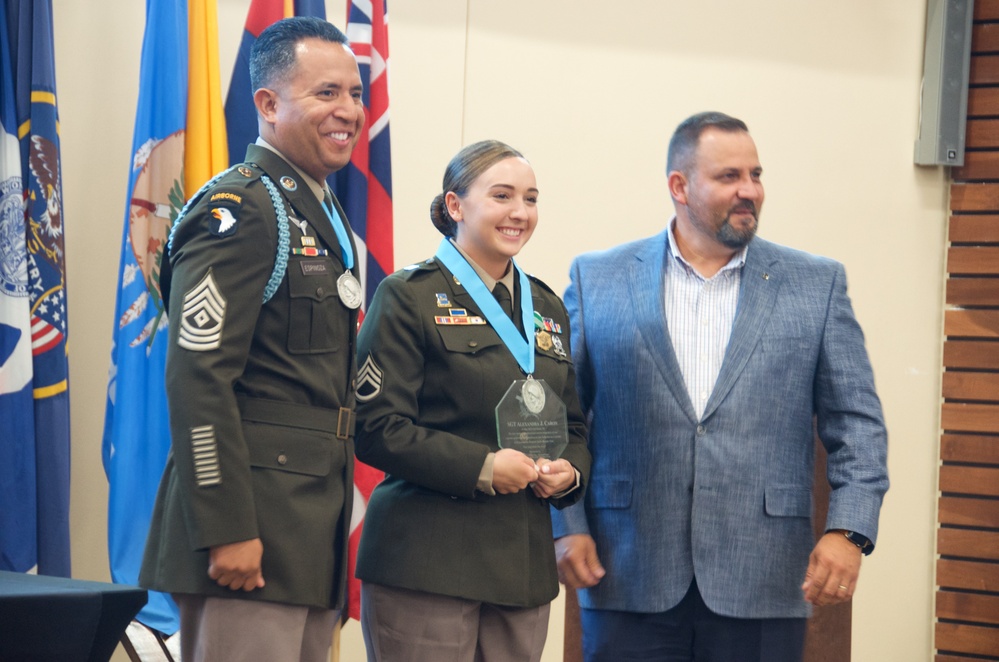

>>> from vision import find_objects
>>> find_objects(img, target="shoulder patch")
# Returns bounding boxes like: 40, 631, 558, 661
208, 205, 239, 237
179, 269, 227, 351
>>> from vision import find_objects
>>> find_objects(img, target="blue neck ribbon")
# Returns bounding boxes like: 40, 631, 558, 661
322, 199, 355, 269
435, 238, 535, 375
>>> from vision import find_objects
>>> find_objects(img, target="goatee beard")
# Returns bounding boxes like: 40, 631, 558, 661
717, 206, 757, 249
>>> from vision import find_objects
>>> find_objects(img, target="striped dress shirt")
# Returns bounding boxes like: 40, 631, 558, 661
663, 218, 747, 420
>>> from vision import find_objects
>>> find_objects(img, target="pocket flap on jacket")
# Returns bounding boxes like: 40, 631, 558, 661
287, 259, 338, 302
245, 421, 331, 477
589, 478, 632, 509
437, 325, 503, 355
764, 486, 812, 518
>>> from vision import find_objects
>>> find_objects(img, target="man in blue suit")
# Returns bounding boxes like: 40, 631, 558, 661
552, 111, 889, 661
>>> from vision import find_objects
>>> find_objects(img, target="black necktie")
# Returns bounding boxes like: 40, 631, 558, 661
493, 283, 514, 319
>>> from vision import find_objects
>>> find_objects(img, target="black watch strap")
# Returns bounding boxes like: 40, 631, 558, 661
843, 530, 874, 555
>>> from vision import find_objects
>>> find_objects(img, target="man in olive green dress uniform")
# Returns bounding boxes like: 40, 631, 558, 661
140, 17, 365, 662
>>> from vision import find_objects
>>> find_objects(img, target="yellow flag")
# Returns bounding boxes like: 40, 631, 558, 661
185, 0, 228, 196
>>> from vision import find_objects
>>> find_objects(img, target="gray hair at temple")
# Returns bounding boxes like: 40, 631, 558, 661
667, 111, 750, 176
430, 140, 526, 238
250, 16, 349, 92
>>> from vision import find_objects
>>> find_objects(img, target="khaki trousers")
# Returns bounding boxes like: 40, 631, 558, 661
174, 593, 338, 662
361, 582, 550, 662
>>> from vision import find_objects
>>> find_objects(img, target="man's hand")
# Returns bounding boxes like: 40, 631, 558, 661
801, 531, 862, 606
492, 448, 540, 494
531, 458, 576, 499
555, 534, 606, 589
208, 538, 266, 591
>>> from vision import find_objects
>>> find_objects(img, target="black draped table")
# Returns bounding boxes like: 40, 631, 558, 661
0, 570, 147, 661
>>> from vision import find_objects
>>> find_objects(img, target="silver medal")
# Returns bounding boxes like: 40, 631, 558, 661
337, 271, 362, 309
520, 376, 546, 414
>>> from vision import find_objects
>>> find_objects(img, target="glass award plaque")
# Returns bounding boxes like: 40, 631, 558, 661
496, 377, 568, 460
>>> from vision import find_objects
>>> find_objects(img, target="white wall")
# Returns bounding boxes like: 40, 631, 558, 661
53, 1, 945, 660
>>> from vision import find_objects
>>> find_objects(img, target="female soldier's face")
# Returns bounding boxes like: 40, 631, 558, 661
447, 157, 539, 279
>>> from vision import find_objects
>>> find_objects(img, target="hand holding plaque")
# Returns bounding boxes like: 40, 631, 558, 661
496, 376, 568, 460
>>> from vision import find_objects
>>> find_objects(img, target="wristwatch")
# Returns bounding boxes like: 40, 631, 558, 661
841, 530, 874, 555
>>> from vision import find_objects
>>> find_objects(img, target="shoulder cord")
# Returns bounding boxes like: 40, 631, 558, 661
166, 165, 290, 304
258, 175, 290, 304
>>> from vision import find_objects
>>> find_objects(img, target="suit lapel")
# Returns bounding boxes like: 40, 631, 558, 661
630, 231, 698, 424
702, 238, 780, 420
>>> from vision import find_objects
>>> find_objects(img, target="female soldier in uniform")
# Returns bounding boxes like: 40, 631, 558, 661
354, 140, 590, 662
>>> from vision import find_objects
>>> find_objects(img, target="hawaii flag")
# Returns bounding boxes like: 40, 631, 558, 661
334, 0, 392, 621
102, 0, 227, 637
0, 0, 71, 578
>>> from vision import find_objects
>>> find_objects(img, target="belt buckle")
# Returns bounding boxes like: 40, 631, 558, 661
336, 407, 352, 440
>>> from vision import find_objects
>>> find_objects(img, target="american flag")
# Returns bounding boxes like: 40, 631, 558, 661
333, 0, 392, 622
30, 303, 64, 356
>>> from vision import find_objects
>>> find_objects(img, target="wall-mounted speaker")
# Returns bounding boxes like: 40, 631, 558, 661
914, 0, 974, 166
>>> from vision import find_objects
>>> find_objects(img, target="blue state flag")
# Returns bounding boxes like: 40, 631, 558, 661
3, 0, 71, 577
0, 0, 37, 574
102, 0, 187, 635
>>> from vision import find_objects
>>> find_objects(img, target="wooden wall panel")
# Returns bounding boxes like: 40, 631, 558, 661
947, 279, 999, 307
938, 527, 999, 561
948, 216, 999, 242
936, 623, 999, 657
936, 592, 999, 625
971, 55, 999, 85
974, 23, 999, 53
943, 341, 999, 369
968, 87, 999, 116
939, 496, 999, 528
938, 465, 999, 497
940, 434, 999, 464
942, 372, 999, 400
938, 15, 999, 660
941, 403, 999, 432
947, 247, 999, 273
966, 119, 999, 147
953, 151, 999, 180
950, 183, 999, 210
976, 0, 999, 22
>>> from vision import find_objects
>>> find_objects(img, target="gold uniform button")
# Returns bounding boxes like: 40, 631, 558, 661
468, 341, 479, 348
277, 453, 288, 466
316, 287, 325, 297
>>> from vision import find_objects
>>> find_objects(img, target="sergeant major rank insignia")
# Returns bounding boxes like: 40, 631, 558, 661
179, 269, 227, 351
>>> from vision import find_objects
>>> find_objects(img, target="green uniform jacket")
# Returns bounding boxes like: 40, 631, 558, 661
140, 145, 357, 610
354, 257, 590, 608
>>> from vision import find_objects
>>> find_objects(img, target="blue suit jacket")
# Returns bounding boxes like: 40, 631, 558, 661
551, 230, 888, 619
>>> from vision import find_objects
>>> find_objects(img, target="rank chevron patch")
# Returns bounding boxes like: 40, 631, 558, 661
355, 354, 384, 402
179, 269, 227, 351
